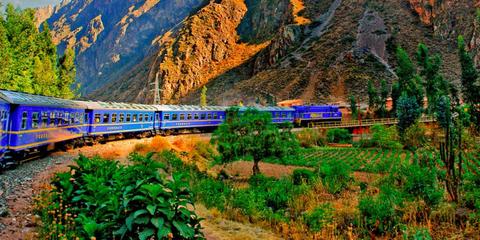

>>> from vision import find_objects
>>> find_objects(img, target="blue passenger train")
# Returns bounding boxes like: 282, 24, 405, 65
0, 90, 342, 169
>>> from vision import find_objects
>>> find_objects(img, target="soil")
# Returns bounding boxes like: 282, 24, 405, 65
211, 161, 313, 179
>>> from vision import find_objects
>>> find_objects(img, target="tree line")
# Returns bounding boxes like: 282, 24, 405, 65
0, 4, 77, 99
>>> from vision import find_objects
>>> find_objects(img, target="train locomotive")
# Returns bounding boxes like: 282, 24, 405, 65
0, 90, 342, 169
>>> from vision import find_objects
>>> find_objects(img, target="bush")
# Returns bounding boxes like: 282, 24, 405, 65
398, 163, 443, 207
403, 123, 427, 150
34, 154, 204, 240
463, 171, 480, 223
296, 129, 326, 147
193, 178, 231, 211
369, 124, 403, 149
292, 169, 315, 185
358, 190, 401, 235
326, 128, 352, 143
303, 204, 334, 232
317, 159, 353, 194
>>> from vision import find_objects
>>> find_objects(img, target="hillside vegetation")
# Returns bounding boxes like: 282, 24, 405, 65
0, 4, 77, 99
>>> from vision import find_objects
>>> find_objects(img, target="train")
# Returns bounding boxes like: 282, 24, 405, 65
0, 90, 342, 169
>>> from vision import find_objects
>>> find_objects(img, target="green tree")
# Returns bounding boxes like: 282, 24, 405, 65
378, 79, 389, 118
394, 47, 424, 107
367, 80, 379, 115
0, 13, 12, 87
211, 107, 299, 175
416, 43, 449, 114
58, 47, 78, 99
396, 93, 422, 136
349, 94, 358, 119
457, 35, 480, 128
200, 86, 207, 107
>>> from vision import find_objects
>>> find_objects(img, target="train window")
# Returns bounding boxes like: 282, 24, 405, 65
187, 113, 192, 120
172, 114, 177, 120
119, 113, 125, 122
194, 114, 199, 120
133, 114, 138, 122
21, 111, 28, 129
42, 112, 48, 127
155, 114, 160, 121
103, 114, 110, 123
200, 113, 206, 120
164, 114, 170, 120
50, 112, 55, 126
213, 113, 218, 119
207, 113, 212, 119
112, 114, 117, 123
85, 113, 89, 124
139, 114, 143, 122
125, 114, 130, 122
180, 114, 185, 120
70, 113, 75, 124
282, 113, 287, 118
32, 112, 39, 129
95, 114, 101, 123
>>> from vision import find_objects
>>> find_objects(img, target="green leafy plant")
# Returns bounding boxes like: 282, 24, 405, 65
326, 128, 352, 144
292, 169, 315, 185
317, 159, 353, 194
34, 154, 204, 240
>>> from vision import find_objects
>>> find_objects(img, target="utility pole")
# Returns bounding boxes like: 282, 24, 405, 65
150, 72, 161, 105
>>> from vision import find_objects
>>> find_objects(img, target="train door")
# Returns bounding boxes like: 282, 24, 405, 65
0, 103, 10, 168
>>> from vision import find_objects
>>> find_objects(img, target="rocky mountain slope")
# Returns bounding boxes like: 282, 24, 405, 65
43, 0, 480, 104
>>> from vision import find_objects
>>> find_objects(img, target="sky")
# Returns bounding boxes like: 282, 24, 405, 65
1, 0, 61, 9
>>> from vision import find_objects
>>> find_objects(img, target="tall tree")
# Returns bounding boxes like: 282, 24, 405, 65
416, 43, 449, 114
58, 48, 77, 99
394, 47, 424, 107
349, 94, 358, 120
367, 80, 379, 115
457, 36, 480, 128
378, 79, 389, 118
200, 86, 207, 107
397, 93, 422, 136
0, 13, 12, 88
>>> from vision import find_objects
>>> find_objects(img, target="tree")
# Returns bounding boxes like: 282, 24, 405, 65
200, 86, 207, 107
394, 47, 424, 107
0, 14, 12, 88
211, 107, 299, 175
58, 47, 78, 99
396, 93, 422, 136
457, 36, 480, 129
367, 80, 379, 115
377, 79, 389, 118
416, 43, 449, 114
349, 95, 358, 120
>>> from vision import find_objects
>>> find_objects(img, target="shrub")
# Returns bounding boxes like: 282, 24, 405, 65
403, 123, 427, 150
292, 169, 315, 185
34, 154, 204, 240
193, 178, 231, 211
317, 159, 353, 194
358, 190, 400, 235
326, 128, 351, 144
369, 124, 403, 149
296, 128, 326, 147
463, 171, 480, 223
303, 203, 334, 232
398, 163, 443, 207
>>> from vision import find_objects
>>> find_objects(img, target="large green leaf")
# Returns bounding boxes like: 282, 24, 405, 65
147, 204, 156, 215
151, 217, 164, 228
173, 220, 195, 238
138, 228, 154, 240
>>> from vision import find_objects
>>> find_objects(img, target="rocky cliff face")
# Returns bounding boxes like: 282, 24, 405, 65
44, 0, 480, 105
45, 0, 208, 95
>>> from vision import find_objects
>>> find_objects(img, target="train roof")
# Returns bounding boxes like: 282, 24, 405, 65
153, 105, 228, 111
0, 89, 85, 108
240, 106, 295, 111
77, 101, 158, 110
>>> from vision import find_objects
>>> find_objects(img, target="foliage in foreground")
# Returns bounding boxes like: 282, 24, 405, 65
34, 154, 203, 240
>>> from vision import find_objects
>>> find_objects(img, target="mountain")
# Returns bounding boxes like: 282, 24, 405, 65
43, 0, 480, 105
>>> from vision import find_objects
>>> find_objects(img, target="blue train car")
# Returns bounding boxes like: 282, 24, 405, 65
154, 105, 227, 134
293, 105, 342, 126
80, 101, 157, 142
0, 90, 87, 159
0, 99, 10, 168
253, 106, 295, 124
